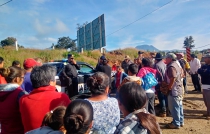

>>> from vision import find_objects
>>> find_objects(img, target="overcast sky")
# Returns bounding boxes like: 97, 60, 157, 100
0, 0, 209, 51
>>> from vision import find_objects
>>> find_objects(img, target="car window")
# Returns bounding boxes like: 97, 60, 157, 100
45, 63, 64, 75
79, 64, 94, 73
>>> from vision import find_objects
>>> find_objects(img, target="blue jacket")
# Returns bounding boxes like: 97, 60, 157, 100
21, 72, 33, 93
198, 64, 210, 85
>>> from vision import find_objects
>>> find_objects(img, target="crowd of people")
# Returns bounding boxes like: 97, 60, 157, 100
0, 49, 210, 134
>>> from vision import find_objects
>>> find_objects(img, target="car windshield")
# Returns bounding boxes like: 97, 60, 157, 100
79, 64, 94, 73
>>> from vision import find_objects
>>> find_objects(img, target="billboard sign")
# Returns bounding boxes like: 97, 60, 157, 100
77, 14, 106, 52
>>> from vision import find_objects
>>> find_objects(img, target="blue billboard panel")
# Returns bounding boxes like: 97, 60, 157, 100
77, 14, 106, 52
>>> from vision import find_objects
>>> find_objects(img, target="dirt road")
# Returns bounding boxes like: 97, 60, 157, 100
158, 77, 210, 134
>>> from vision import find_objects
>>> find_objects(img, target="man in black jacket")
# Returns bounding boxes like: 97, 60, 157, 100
97, 56, 111, 88
198, 53, 210, 120
63, 54, 80, 98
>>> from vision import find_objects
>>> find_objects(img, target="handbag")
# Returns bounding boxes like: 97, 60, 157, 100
141, 73, 158, 90
156, 69, 170, 95
160, 81, 170, 95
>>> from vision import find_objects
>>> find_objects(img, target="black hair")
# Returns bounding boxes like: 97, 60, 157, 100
30, 64, 56, 88
12, 60, 20, 66
119, 82, 160, 134
86, 72, 109, 95
191, 54, 196, 58
41, 106, 66, 130
0, 66, 25, 83
0, 57, 4, 64
128, 63, 138, 75
64, 99, 93, 134
142, 58, 153, 68
119, 82, 147, 113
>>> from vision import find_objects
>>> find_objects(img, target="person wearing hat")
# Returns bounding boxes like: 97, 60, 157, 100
97, 56, 112, 88
95, 56, 106, 71
189, 54, 201, 92
176, 53, 190, 94
165, 53, 184, 129
198, 53, 210, 120
21, 58, 39, 93
121, 55, 133, 74
138, 51, 144, 60
62, 54, 80, 98
154, 53, 167, 117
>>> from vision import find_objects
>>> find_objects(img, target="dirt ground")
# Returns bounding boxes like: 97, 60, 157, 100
157, 75, 210, 134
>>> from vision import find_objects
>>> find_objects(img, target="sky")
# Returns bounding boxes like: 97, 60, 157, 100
0, 0, 210, 51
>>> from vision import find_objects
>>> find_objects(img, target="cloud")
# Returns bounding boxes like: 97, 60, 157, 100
117, 35, 145, 48
55, 19, 69, 33
192, 34, 210, 50
33, 19, 69, 36
151, 33, 210, 51
179, 0, 194, 3
44, 37, 57, 42
152, 34, 173, 50
18, 36, 57, 49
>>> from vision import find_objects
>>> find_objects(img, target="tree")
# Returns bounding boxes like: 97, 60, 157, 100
183, 36, 195, 49
54, 36, 76, 51
0, 37, 16, 47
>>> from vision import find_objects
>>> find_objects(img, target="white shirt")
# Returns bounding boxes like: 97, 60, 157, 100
190, 58, 201, 74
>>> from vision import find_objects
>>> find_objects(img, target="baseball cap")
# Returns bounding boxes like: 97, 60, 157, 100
124, 55, 130, 59
165, 53, 177, 60
68, 54, 74, 58
176, 53, 184, 57
138, 51, 144, 54
23, 58, 38, 69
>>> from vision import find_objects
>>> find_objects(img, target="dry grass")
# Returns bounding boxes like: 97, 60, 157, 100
0, 47, 66, 68
1, 47, 201, 68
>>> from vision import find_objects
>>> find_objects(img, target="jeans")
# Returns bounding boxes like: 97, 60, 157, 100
146, 93, 155, 115
168, 95, 184, 127
183, 77, 187, 93
157, 90, 168, 112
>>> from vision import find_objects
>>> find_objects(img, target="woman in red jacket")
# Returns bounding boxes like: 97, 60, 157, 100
0, 66, 26, 134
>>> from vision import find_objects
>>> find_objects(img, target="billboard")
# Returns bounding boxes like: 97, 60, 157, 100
77, 14, 106, 52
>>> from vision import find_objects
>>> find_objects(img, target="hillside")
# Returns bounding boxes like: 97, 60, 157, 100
135, 45, 159, 52
1, 47, 202, 68
0, 47, 155, 68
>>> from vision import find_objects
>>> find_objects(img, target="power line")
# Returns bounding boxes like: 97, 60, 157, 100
106, 0, 174, 37
78, 0, 174, 50
0, 0, 12, 7
193, 44, 210, 49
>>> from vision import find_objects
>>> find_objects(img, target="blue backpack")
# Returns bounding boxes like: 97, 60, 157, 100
141, 73, 158, 90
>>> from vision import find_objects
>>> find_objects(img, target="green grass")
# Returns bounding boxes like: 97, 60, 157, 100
0, 47, 66, 68
0, 47, 153, 68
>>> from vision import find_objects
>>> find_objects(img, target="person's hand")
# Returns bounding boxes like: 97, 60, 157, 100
72, 59, 77, 64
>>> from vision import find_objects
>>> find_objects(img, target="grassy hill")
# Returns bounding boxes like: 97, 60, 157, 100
1, 47, 147, 68
2, 47, 201, 68
0, 47, 66, 68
